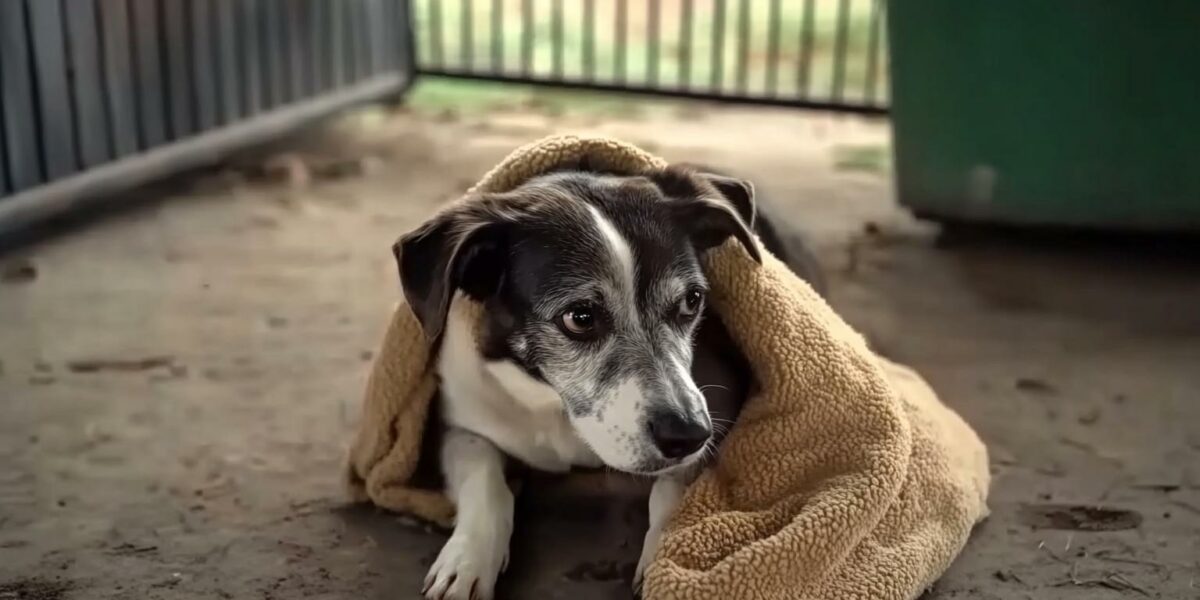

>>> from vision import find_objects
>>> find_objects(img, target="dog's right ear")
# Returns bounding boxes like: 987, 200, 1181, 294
393, 203, 511, 343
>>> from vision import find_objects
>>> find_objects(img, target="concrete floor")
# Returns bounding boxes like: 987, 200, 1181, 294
1, 100, 1198, 600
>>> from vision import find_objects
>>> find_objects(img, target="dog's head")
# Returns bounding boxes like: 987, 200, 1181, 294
395, 167, 760, 474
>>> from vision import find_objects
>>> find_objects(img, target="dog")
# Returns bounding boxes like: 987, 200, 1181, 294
394, 165, 825, 600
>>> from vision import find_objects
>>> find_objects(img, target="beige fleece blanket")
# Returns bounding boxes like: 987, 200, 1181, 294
346, 135, 990, 600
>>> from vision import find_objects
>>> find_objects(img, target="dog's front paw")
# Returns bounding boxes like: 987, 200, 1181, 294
632, 529, 661, 595
424, 532, 508, 600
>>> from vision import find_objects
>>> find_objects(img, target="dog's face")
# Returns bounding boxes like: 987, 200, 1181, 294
396, 168, 760, 474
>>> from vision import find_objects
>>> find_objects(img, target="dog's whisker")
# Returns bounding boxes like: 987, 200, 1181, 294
698, 384, 730, 393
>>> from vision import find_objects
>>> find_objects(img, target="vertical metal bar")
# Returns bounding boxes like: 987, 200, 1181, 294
551, 0, 564, 79
240, 0, 263, 114
0, 94, 8, 193
190, 0, 219, 127
161, 0, 194, 140
266, 0, 287, 104
0, 0, 40, 189
614, 0, 627, 84
364, 0, 376, 76
371, 0, 385, 75
355, 0, 372, 78
428, 0, 444, 68
216, 0, 241, 124
765, 0, 781, 96
330, 0, 346, 87
328, 0, 343, 83
285, 0, 305, 96
398, 0, 418, 78
309, 0, 326, 91
646, 0, 660, 85
734, 0, 750, 93
520, 0, 533, 77
352, 0, 365, 77
368, 0, 387, 75
131, 0, 167, 147
256, 0, 274, 104
65, 0, 112, 168
864, 0, 883, 104
379, 0, 395, 72
277, 0, 295, 95
581, 0, 595, 81
259, 0, 273, 103
461, 0, 474, 69
709, 0, 726, 91
28, 0, 78, 177
345, 0, 359, 81
678, 0, 693, 90
797, 0, 815, 96
298, 0, 316, 93
490, 0, 503, 73
100, 0, 141, 156
831, 0, 851, 101
396, 0, 408, 72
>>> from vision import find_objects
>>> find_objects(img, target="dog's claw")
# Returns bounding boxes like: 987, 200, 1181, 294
424, 532, 504, 600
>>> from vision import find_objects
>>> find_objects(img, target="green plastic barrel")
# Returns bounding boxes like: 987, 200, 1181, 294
887, 1, 1200, 230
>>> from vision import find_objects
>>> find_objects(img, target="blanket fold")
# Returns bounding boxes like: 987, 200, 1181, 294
346, 135, 990, 600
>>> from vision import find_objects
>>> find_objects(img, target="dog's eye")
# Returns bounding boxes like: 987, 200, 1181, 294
560, 303, 598, 338
680, 289, 704, 318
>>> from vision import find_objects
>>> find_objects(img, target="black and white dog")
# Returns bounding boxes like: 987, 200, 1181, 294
395, 166, 824, 600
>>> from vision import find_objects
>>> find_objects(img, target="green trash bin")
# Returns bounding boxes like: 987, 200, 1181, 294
887, 1, 1200, 230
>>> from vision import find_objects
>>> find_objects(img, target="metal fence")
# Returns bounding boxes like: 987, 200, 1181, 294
0, 0, 415, 233
1, 0, 887, 234
413, 0, 888, 114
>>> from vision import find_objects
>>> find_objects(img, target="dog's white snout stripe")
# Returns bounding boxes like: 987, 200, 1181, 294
669, 354, 708, 422
586, 204, 639, 329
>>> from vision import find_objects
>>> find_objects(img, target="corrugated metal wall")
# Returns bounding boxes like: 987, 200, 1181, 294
0, 0, 414, 231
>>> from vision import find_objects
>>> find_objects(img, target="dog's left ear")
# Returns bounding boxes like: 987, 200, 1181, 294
392, 201, 512, 343
674, 174, 763, 264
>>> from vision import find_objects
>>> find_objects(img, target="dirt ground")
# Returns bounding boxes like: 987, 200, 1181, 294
1, 94, 1198, 600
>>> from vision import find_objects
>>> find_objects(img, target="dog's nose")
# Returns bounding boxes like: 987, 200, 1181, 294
648, 411, 712, 459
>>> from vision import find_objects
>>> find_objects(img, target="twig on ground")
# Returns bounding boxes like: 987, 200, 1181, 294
1051, 567, 1152, 597
1038, 541, 1072, 565
1169, 499, 1200, 516
1091, 550, 1168, 571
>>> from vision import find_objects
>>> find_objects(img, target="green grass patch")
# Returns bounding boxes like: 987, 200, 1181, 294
832, 143, 890, 173
406, 77, 683, 119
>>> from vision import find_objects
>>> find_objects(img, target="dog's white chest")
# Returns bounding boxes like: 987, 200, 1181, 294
436, 305, 602, 472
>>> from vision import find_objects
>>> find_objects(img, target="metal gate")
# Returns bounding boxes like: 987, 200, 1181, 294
412, 0, 888, 114
2, 0, 886, 235
0, 0, 415, 233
